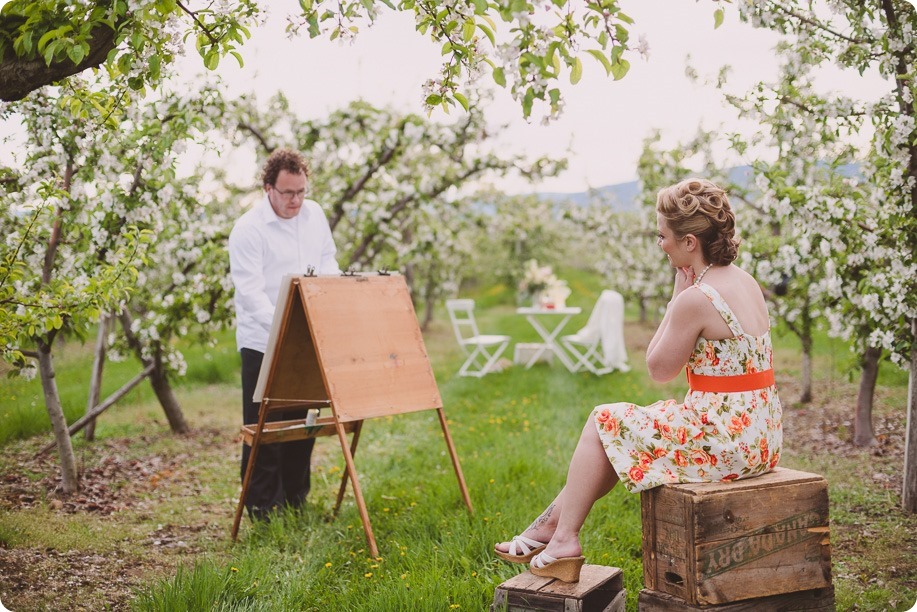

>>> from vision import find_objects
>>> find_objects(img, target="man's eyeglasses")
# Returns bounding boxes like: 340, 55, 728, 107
272, 187, 307, 201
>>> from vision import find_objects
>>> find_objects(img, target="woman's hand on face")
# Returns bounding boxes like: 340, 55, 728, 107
672, 267, 694, 300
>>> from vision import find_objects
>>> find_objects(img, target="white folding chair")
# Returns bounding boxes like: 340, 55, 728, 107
561, 290, 630, 375
445, 299, 511, 377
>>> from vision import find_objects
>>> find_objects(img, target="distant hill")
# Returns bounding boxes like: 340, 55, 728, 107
538, 163, 860, 211
538, 165, 757, 212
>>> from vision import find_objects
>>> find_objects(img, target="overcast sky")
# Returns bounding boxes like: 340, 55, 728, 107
178, 0, 889, 195
1, 0, 892, 194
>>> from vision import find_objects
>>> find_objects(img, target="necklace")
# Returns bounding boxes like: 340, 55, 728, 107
693, 263, 714, 286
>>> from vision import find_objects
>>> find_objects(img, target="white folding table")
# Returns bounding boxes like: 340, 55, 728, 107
515, 306, 582, 372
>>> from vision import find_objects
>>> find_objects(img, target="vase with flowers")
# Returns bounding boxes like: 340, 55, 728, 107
518, 259, 571, 309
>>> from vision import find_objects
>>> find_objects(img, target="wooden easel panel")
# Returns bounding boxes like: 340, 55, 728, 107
254, 281, 329, 404
299, 275, 442, 422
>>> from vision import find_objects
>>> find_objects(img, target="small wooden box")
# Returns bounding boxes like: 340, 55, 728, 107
638, 586, 836, 611
492, 565, 625, 612
641, 467, 832, 606
514, 342, 554, 365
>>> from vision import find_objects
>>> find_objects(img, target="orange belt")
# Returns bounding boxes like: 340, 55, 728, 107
687, 369, 775, 393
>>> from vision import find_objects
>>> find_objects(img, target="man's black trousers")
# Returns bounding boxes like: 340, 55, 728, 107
240, 348, 315, 519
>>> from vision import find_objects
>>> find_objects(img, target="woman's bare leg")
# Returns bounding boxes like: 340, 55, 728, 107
539, 420, 619, 560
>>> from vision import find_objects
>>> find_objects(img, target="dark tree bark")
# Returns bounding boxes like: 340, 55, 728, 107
421, 274, 436, 332
35, 160, 79, 493
37, 336, 78, 494
147, 349, 190, 434
853, 346, 881, 447
904, 318, 917, 513
0, 23, 117, 101
118, 311, 189, 434
798, 323, 813, 404
84, 313, 109, 441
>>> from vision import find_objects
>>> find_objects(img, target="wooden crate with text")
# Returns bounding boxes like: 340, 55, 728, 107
640, 467, 832, 606
638, 586, 836, 611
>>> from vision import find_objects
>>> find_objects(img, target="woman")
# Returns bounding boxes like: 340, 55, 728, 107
494, 178, 782, 583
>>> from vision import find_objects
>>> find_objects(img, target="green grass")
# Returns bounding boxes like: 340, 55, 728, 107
0, 328, 239, 445
0, 277, 915, 611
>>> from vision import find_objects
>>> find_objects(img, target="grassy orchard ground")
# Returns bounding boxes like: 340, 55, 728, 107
0, 270, 914, 611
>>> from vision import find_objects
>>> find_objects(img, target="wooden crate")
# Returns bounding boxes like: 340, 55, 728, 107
641, 467, 832, 606
492, 565, 625, 612
638, 586, 835, 611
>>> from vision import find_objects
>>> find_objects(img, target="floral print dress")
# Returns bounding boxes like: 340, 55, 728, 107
593, 283, 782, 493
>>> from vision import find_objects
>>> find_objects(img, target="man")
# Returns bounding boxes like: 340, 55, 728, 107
228, 148, 341, 519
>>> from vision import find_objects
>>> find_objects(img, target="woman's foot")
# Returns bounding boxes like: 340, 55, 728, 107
493, 534, 547, 563
537, 532, 583, 562
495, 501, 560, 560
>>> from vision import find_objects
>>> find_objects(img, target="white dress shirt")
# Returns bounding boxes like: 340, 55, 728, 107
228, 195, 341, 353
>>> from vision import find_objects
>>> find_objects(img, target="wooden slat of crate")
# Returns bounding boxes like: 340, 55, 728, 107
492, 565, 624, 612
637, 586, 835, 611
641, 467, 832, 606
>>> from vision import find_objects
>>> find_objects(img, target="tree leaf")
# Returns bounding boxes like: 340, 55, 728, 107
477, 23, 495, 46
453, 91, 469, 111
493, 66, 506, 86
462, 20, 475, 43
587, 49, 612, 75
149, 54, 161, 80
67, 44, 86, 66
570, 56, 583, 84
714, 8, 724, 29
611, 58, 630, 80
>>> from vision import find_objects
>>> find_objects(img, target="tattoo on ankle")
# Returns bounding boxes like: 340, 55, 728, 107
528, 503, 555, 530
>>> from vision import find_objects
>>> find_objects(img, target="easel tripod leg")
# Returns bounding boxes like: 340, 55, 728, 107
436, 408, 473, 513
334, 420, 378, 557
334, 420, 363, 516
232, 401, 270, 541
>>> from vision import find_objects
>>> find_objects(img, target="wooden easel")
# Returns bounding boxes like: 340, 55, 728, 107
231, 273, 473, 555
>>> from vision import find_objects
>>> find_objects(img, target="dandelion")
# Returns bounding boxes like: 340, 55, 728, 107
325, 562, 332, 568
231, 567, 239, 572
364, 572, 373, 578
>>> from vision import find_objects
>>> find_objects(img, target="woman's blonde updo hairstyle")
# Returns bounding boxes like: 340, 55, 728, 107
656, 178, 740, 266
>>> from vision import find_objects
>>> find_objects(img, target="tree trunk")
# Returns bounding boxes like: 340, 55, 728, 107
84, 314, 110, 441
639, 298, 648, 324
421, 274, 436, 332
118, 311, 189, 434
799, 326, 813, 404
148, 350, 190, 434
36, 338, 78, 494
903, 317, 917, 513
853, 345, 881, 447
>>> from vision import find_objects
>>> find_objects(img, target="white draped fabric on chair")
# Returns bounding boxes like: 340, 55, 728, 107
561, 290, 630, 375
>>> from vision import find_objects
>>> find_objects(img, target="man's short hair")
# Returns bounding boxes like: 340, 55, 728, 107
261, 149, 311, 186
